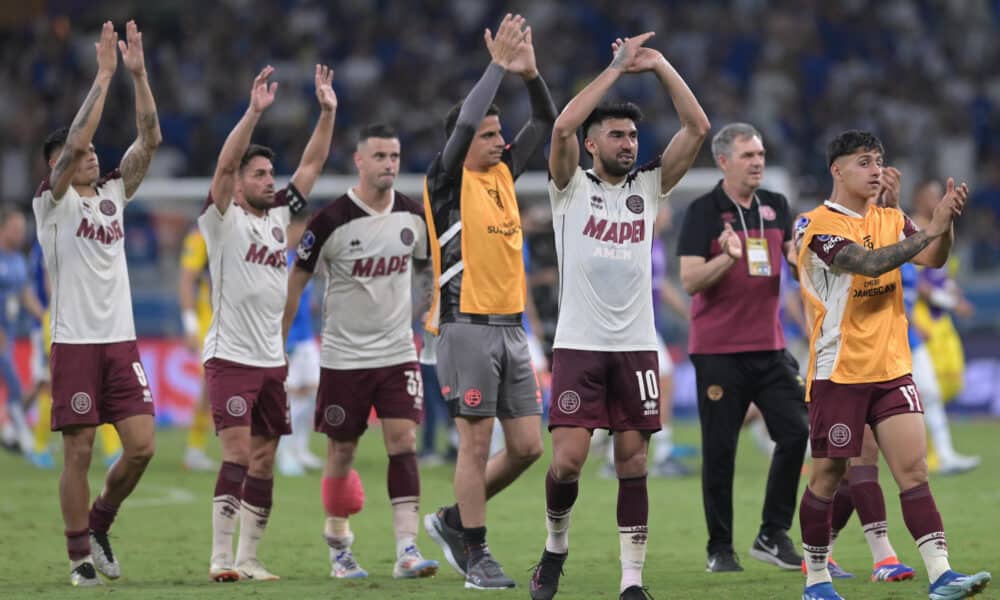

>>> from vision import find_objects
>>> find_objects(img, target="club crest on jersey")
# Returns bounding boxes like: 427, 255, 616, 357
759, 204, 776, 221
324, 405, 346, 427
828, 423, 851, 448
625, 194, 644, 214
71, 392, 92, 415
226, 396, 248, 417
76, 218, 124, 245
557, 391, 581, 414
245, 243, 287, 269
271, 226, 284, 244
400, 227, 415, 246
99, 199, 116, 216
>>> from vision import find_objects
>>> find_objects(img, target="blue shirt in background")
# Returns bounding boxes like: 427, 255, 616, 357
900, 262, 922, 350
0, 249, 29, 339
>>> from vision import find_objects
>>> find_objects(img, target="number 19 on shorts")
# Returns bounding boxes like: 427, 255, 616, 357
900, 384, 921, 412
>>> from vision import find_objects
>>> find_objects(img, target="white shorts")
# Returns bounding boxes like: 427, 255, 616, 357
656, 333, 674, 377
286, 338, 320, 391
30, 328, 49, 384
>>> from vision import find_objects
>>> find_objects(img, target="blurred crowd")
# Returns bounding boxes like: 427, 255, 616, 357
1, 0, 999, 271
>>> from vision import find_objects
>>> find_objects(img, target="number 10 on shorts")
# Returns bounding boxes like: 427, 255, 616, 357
635, 369, 660, 416
900, 384, 921, 412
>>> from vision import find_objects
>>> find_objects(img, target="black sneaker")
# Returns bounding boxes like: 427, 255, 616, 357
749, 530, 801, 570
465, 551, 516, 589
89, 530, 121, 579
706, 549, 744, 572
69, 560, 102, 587
620, 585, 654, 599
423, 507, 468, 576
529, 550, 567, 599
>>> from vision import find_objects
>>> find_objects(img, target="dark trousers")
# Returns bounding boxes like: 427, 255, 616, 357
691, 350, 809, 554
419, 361, 449, 454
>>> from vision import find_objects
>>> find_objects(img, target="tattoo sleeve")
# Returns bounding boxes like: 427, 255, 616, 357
832, 231, 934, 277
52, 84, 103, 185
120, 111, 159, 197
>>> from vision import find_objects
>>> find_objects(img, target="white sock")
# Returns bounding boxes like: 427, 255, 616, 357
606, 436, 615, 466
290, 395, 313, 455
923, 396, 957, 462
325, 517, 353, 550
651, 427, 672, 464
862, 521, 898, 564
619, 526, 647, 591
234, 501, 270, 565
916, 532, 951, 583
803, 543, 832, 586
211, 494, 240, 564
391, 497, 419, 557
545, 507, 572, 554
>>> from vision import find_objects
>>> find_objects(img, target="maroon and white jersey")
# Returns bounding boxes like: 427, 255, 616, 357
33, 171, 136, 344
550, 160, 669, 351
296, 189, 427, 369
199, 185, 302, 367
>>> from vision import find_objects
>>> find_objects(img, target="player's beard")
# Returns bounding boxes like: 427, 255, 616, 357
244, 194, 273, 211
597, 151, 633, 178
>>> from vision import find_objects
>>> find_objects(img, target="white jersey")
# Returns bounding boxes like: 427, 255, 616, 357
550, 161, 668, 351
32, 171, 136, 344
199, 186, 299, 367
295, 189, 427, 370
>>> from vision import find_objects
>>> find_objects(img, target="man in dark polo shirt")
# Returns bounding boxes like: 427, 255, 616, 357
677, 122, 808, 573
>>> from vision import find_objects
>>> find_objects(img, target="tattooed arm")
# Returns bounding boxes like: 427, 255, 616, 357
831, 232, 937, 278
118, 21, 162, 198
51, 21, 118, 200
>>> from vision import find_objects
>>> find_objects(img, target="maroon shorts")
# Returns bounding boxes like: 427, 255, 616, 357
809, 374, 921, 458
50, 341, 155, 431
315, 362, 423, 441
548, 349, 661, 433
205, 358, 290, 437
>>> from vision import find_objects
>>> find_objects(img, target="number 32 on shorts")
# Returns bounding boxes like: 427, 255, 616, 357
900, 384, 921, 412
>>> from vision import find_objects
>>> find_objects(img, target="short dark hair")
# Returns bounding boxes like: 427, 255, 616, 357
358, 123, 398, 144
826, 130, 884, 167
240, 144, 275, 171
581, 102, 643, 139
43, 127, 70, 162
444, 102, 500, 138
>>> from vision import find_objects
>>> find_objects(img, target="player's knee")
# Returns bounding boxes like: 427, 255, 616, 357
551, 450, 586, 481
124, 439, 155, 468
809, 459, 848, 497
894, 455, 928, 489
63, 440, 95, 469
385, 428, 417, 455
325, 468, 365, 517
509, 437, 543, 466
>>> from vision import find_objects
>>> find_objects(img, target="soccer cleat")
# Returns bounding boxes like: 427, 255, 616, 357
209, 557, 240, 582
871, 556, 915, 582
103, 449, 122, 470
393, 545, 439, 579
465, 551, 515, 589
423, 507, 468, 576
529, 549, 567, 600
928, 569, 991, 600
802, 581, 844, 599
69, 559, 102, 587
651, 456, 694, 478
183, 447, 217, 472
749, 530, 801, 570
89, 531, 121, 579
937, 455, 981, 476
620, 585, 654, 599
706, 549, 744, 572
28, 450, 55, 469
294, 446, 324, 471
237, 557, 280, 581
800, 558, 854, 579
330, 549, 368, 579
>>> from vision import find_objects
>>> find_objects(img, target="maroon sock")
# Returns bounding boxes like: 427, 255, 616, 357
214, 461, 247, 498
830, 478, 854, 537
242, 475, 273, 510
387, 452, 420, 499
900, 482, 945, 541
88, 495, 119, 535
617, 475, 648, 528
799, 487, 833, 551
848, 465, 886, 527
546, 468, 579, 517
66, 528, 91, 561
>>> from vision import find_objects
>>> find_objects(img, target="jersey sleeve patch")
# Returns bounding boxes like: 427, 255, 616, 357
808, 234, 853, 266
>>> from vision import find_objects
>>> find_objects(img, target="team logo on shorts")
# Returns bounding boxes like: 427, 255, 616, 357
226, 396, 248, 417
324, 405, 346, 427
272, 226, 285, 244
463, 388, 482, 408
706, 385, 724, 401
557, 391, 581, 414
99, 199, 116, 216
625, 195, 644, 214
70, 392, 92, 415
828, 423, 852, 448
759, 205, 776, 221
400, 227, 415, 246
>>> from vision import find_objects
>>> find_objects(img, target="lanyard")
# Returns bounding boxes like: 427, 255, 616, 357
729, 194, 764, 239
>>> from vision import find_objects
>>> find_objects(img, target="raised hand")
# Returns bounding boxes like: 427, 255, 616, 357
876, 166, 902, 208
926, 177, 968, 236
484, 13, 527, 70
719, 223, 743, 260
506, 22, 538, 78
249, 66, 278, 114
314, 64, 336, 112
118, 20, 147, 76
95, 21, 118, 76
609, 32, 659, 73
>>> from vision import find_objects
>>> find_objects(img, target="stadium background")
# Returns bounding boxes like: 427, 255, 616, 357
1, 2, 1000, 599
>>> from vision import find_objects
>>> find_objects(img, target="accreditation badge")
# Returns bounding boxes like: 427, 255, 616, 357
746, 237, 772, 276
